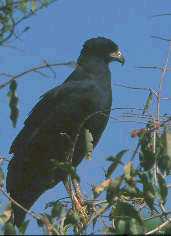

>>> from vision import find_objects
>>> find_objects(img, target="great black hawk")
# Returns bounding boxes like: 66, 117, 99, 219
6, 37, 125, 226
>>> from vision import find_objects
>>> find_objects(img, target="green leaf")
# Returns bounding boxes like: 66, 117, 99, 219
3, 1, 13, 15
19, 0, 28, 12
106, 176, 124, 203
111, 202, 143, 223
164, 127, 171, 157
157, 173, 168, 203
0, 33, 4, 44
164, 223, 171, 234
106, 149, 128, 178
42, 0, 51, 6
0, 216, 4, 225
6, 0, 13, 5
130, 218, 144, 234
0, 203, 12, 224
143, 90, 153, 114
53, 161, 80, 182
111, 202, 144, 234
84, 129, 93, 160
3, 21, 13, 33
0, 167, 4, 187
65, 210, 80, 226
116, 219, 127, 234
45, 201, 65, 220
3, 222, 16, 235
139, 129, 157, 170
139, 172, 155, 209
51, 202, 64, 219
162, 127, 171, 171
122, 186, 143, 198
144, 217, 162, 232
18, 220, 29, 235
93, 179, 112, 198
124, 161, 136, 184
139, 151, 155, 171
63, 224, 73, 235
7, 80, 19, 128
31, 0, 36, 12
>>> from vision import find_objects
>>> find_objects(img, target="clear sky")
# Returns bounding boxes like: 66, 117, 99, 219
1, 0, 171, 234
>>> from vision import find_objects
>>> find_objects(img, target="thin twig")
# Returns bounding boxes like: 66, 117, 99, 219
130, 142, 141, 161
136, 65, 171, 72
113, 82, 158, 98
0, 61, 76, 90
157, 41, 171, 121
146, 217, 171, 234
161, 97, 171, 100
151, 13, 171, 18
0, 187, 41, 221
144, 212, 171, 221
87, 203, 110, 226
113, 82, 150, 91
151, 35, 171, 42
0, 157, 10, 163
0, 187, 59, 234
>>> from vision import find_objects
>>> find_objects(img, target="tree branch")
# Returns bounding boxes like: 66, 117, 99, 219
146, 217, 171, 234
0, 61, 76, 90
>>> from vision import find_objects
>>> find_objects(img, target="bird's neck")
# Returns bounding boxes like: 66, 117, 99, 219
77, 56, 110, 79
77, 56, 109, 75
65, 56, 111, 90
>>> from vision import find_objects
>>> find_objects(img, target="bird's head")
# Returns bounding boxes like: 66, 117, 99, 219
78, 37, 125, 65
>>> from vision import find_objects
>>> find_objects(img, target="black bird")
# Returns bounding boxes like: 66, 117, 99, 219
6, 37, 125, 226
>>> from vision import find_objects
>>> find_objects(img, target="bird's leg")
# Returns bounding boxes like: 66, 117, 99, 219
63, 177, 88, 227
71, 178, 89, 226
63, 177, 75, 203
72, 178, 85, 206
63, 177, 84, 209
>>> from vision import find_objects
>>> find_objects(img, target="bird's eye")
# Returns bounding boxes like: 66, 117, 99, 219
117, 51, 122, 57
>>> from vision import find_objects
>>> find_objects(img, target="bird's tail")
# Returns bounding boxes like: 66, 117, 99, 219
11, 189, 43, 227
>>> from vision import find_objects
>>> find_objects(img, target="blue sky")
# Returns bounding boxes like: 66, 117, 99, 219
1, 0, 171, 234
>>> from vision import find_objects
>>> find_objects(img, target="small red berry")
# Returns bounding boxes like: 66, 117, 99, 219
131, 130, 138, 138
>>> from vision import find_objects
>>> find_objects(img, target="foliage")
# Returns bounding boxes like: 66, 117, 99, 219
7, 80, 19, 127
0, 0, 56, 45
1, 124, 171, 234
0, 0, 58, 127
0, 1, 171, 235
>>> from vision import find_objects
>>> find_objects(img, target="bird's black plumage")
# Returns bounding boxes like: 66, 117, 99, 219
6, 37, 124, 226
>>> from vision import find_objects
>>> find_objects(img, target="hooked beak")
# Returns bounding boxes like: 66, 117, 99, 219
110, 50, 125, 65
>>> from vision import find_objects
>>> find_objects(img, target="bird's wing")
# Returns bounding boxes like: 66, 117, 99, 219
7, 78, 102, 197
7, 78, 102, 226
10, 79, 101, 155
